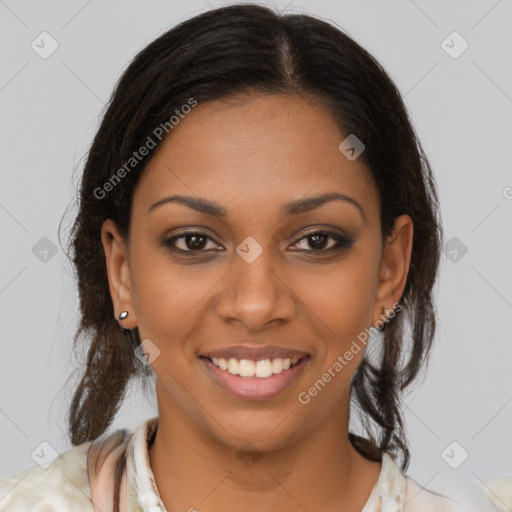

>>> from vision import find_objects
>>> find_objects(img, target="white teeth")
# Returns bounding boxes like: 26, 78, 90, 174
209, 357, 303, 378
255, 359, 273, 378
227, 358, 238, 374
238, 359, 256, 377
272, 358, 283, 373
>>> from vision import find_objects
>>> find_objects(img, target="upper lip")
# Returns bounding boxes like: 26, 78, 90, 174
200, 345, 310, 361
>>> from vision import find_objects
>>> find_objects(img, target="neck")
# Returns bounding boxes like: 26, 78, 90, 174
148, 397, 381, 512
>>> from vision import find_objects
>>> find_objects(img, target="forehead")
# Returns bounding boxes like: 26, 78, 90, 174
134, 93, 377, 219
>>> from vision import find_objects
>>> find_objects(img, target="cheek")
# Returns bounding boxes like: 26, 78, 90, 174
128, 240, 213, 343
298, 256, 379, 337
291, 259, 379, 398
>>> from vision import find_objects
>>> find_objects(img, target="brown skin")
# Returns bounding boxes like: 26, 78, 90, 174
101, 93, 413, 512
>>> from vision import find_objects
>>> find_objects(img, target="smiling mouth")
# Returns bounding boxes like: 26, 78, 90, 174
200, 355, 308, 379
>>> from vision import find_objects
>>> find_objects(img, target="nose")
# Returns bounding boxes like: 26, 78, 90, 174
214, 245, 296, 331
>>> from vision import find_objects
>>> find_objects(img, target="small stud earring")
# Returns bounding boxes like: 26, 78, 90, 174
118, 311, 129, 321
384, 307, 394, 318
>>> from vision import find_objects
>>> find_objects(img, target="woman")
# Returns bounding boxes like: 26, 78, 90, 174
0, 4, 497, 511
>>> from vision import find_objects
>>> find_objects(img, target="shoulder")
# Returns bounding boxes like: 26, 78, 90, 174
481, 476, 512, 511
404, 475, 501, 511
0, 440, 94, 511
0, 426, 134, 512
365, 453, 459, 511
378, 453, 494, 511
404, 477, 461, 511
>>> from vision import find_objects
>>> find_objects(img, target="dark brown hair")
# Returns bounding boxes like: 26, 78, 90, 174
64, 2, 441, 479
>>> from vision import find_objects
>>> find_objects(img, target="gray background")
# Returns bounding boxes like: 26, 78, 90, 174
1, 0, 511, 504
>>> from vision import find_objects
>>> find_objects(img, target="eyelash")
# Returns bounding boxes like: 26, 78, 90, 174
162, 229, 354, 255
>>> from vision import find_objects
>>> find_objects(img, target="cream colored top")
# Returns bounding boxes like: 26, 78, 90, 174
0, 416, 499, 511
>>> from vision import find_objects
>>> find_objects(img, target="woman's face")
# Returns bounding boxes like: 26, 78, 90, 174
102, 93, 412, 451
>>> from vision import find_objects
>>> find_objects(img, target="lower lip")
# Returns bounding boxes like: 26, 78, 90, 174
200, 356, 309, 400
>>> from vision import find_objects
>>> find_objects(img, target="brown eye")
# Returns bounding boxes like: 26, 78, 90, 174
290, 230, 354, 252
163, 231, 222, 252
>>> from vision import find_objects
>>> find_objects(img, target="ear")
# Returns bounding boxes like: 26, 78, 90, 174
371, 214, 413, 327
100, 218, 138, 330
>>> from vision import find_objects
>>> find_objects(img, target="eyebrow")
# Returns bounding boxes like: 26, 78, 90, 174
147, 192, 366, 223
